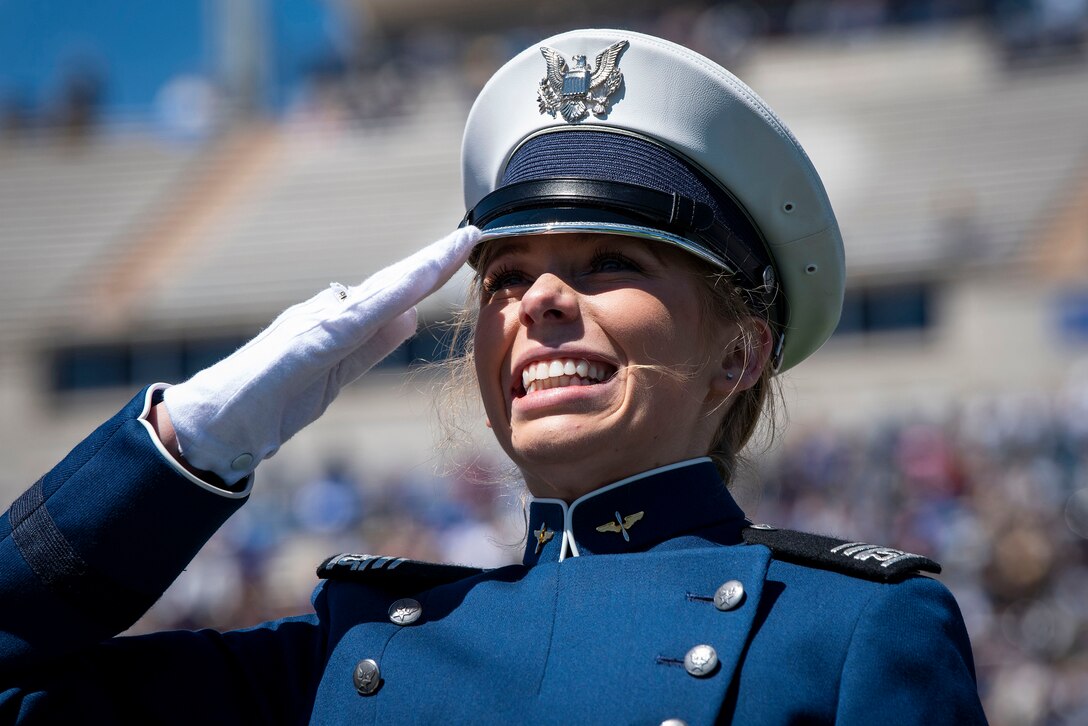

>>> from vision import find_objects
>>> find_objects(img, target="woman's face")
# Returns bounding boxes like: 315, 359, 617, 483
473, 233, 741, 501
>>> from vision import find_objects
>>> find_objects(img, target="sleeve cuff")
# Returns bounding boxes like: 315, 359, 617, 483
137, 384, 254, 500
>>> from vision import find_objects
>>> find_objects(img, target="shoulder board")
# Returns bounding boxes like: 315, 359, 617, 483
317, 553, 484, 587
741, 524, 941, 583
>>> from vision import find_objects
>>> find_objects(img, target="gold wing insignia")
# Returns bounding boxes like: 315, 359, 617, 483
537, 46, 567, 114
596, 511, 645, 535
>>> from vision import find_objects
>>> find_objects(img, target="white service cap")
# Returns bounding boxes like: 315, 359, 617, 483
461, 28, 845, 371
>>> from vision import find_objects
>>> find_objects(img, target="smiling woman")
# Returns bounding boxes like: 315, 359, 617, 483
472, 234, 770, 501
1, 29, 987, 725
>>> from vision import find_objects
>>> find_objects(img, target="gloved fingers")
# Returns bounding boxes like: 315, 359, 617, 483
338, 226, 481, 329
229, 284, 346, 357
352, 226, 481, 299
164, 304, 411, 479
335, 307, 419, 387
229, 225, 476, 359
273, 308, 417, 448
159, 229, 479, 483
235, 226, 479, 362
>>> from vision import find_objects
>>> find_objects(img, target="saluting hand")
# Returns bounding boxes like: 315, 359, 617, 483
156, 226, 481, 485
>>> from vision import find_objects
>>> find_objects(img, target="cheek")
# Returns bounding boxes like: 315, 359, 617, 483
473, 307, 516, 406
601, 289, 707, 382
649, 290, 707, 352
473, 303, 508, 362
605, 297, 684, 352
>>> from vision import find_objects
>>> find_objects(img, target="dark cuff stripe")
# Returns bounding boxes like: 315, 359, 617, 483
11, 477, 150, 630
11, 478, 89, 590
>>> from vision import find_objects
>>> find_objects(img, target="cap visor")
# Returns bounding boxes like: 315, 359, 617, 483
470, 208, 731, 274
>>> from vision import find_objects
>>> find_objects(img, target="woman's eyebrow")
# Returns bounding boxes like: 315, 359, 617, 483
480, 240, 531, 270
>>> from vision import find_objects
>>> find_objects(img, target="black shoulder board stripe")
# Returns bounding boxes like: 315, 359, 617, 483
317, 553, 484, 587
741, 525, 941, 583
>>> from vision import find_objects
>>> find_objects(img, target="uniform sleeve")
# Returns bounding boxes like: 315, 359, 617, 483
0, 388, 335, 723
1, 612, 328, 725
0, 386, 251, 678
834, 575, 988, 725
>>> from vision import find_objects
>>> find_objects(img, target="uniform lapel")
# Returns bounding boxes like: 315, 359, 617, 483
540, 544, 772, 725
518, 458, 771, 723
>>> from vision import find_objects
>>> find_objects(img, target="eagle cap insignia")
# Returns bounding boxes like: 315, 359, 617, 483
537, 39, 629, 122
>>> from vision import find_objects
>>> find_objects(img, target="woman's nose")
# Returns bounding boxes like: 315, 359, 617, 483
518, 273, 579, 327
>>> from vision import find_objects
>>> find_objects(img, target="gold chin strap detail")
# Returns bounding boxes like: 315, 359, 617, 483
595, 511, 645, 542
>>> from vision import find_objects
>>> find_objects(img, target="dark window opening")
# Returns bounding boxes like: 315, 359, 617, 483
833, 283, 933, 337
50, 322, 463, 392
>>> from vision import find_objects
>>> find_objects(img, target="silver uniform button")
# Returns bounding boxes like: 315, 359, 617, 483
661, 720, 688, 726
684, 644, 719, 677
353, 658, 381, 695
714, 580, 745, 611
388, 598, 422, 626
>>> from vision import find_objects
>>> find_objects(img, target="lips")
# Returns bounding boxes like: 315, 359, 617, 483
516, 357, 618, 396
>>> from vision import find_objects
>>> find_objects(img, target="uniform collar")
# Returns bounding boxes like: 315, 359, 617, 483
522, 457, 747, 565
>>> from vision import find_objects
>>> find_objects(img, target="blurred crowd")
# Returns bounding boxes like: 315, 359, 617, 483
751, 379, 1088, 725
133, 373, 1088, 724
134, 456, 524, 636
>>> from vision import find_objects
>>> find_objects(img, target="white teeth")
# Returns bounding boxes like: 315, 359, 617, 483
518, 357, 614, 394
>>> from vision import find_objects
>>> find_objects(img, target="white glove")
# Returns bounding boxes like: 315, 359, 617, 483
163, 226, 481, 484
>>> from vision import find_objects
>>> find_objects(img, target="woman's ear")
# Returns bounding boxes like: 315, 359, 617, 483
709, 317, 773, 397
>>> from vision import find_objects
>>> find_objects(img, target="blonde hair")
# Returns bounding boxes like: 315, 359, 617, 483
692, 264, 780, 481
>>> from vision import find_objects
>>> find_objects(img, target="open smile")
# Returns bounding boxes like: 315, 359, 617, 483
515, 357, 619, 397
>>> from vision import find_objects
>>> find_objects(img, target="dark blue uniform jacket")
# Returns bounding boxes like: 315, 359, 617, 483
0, 389, 987, 724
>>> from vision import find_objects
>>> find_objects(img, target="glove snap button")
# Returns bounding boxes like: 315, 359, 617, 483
230, 453, 254, 471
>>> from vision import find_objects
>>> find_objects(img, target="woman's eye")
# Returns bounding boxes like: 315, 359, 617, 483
482, 267, 530, 296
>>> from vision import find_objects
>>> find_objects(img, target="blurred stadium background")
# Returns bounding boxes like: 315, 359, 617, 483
2, 1, 1088, 722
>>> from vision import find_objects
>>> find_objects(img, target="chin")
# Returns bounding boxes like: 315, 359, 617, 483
507, 420, 606, 463
509, 430, 599, 466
